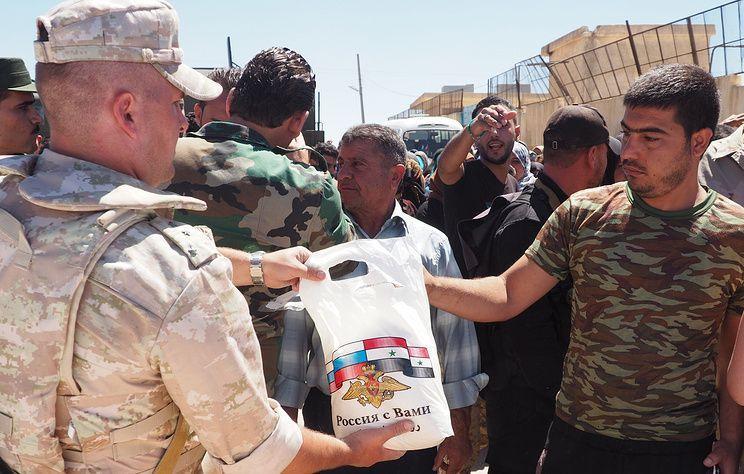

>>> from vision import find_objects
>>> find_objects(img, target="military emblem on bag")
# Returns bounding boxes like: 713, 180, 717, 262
327, 337, 435, 407
341, 363, 410, 408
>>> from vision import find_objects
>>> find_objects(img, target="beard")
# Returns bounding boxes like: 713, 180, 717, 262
625, 146, 692, 198
477, 139, 513, 165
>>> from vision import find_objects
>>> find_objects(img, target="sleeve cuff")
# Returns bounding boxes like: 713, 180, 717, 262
442, 373, 489, 409
274, 373, 312, 409
218, 399, 303, 473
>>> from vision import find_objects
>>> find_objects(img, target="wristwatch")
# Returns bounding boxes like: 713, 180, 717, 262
250, 251, 266, 286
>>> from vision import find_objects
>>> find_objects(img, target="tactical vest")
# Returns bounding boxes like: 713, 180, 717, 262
0, 154, 205, 473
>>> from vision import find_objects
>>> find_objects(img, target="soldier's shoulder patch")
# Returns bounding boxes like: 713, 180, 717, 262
193, 225, 215, 242
149, 217, 219, 268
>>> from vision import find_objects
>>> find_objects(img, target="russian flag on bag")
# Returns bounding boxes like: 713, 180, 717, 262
326, 336, 434, 394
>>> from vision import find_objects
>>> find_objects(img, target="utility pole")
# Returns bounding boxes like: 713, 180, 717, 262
356, 54, 365, 123
347, 54, 367, 123
317, 91, 321, 129
226, 36, 240, 68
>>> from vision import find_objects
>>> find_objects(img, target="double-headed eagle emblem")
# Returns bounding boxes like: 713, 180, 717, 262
342, 362, 411, 408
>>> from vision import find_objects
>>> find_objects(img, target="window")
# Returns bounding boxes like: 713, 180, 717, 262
402, 129, 457, 155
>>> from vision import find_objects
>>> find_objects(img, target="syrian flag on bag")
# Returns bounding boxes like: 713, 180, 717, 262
326, 337, 434, 393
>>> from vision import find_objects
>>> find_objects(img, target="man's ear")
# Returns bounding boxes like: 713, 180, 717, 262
586, 144, 608, 175
225, 87, 236, 117
514, 124, 521, 139
193, 102, 203, 126
690, 128, 714, 159
286, 110, 309, 137
585, 145, 599, 167
111, 91, 137, 139
392, 163, 406, 189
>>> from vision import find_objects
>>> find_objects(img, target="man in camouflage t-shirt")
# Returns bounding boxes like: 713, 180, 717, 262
168, 48, 354, 392
425, 64, 744, 474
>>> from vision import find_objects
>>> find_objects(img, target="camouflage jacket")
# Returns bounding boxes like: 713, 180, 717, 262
167, 122, 354, 334
0, 150, 302, 472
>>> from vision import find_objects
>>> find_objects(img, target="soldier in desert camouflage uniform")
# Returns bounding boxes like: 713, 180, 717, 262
168, 47, 354, 391
0, 1, 409, 472
425, 64, 744, 474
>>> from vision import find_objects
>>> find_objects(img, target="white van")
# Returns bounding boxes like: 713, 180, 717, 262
385, 116, 462, 158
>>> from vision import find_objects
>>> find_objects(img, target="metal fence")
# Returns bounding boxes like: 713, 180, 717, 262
487, 55, 557, 108
388, 1, 742, 119
388, 89, 464, 120
487, 0, 744, 106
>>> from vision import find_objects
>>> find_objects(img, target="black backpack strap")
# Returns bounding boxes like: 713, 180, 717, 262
457, 191, 523, 278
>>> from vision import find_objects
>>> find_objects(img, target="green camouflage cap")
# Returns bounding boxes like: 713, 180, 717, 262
0, 58, 36, 93
34, 0, 221, 101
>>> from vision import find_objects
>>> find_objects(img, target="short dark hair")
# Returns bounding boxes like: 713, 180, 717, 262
339, 124, 407, 166
185, 111, 200, 134
542, 147, 586, 168
623, 64, 719, 139
472, 95, 514, 119
0, 90, 8, 103
197, 67, 242, 108
230, 47, 315, 127
314, 141, 338, 158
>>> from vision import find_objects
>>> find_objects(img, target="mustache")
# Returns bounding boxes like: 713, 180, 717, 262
621, 161, 646, 172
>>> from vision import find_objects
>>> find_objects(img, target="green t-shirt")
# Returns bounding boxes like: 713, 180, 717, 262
526, 182, 744, 441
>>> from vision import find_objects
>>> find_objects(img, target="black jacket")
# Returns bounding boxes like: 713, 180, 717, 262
457, 175, 572, 394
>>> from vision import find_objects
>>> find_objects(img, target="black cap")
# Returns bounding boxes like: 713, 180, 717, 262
543, 105, 609, 150
0, 58, 36, 93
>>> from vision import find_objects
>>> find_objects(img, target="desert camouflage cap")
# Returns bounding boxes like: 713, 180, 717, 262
33, 0, 222, 101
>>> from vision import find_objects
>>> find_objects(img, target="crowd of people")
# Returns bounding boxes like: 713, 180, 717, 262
0, 1, 742, 474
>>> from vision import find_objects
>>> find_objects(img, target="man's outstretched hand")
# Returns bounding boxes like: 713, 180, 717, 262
284, 420, 412, 474
219, 246, 325, 290
342, 420, 413, 467
262, 247, 326, 290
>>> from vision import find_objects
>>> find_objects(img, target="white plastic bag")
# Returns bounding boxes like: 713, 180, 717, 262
299, 238, 453, 450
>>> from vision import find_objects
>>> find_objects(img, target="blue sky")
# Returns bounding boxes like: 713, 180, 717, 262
5, 0, 723, 142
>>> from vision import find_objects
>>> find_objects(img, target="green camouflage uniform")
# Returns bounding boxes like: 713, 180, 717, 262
526, 182, 744, 441
167, 121, 354, 387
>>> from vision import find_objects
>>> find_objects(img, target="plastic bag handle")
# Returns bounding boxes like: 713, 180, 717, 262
305, 242, 378, 274
304, 241, 403, 288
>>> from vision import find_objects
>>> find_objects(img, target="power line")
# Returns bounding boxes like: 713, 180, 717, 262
363, 77, 419, 98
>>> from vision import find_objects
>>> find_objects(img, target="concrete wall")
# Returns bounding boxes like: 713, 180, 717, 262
410, 92, 487, 110
516, 74, 744, 149
717, 74, 744, 120
462, 92, 489, 107
542, 24, 715, 104
400, 21, 726, 142
410, 93, 439, 108
517, 97, 569, 149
